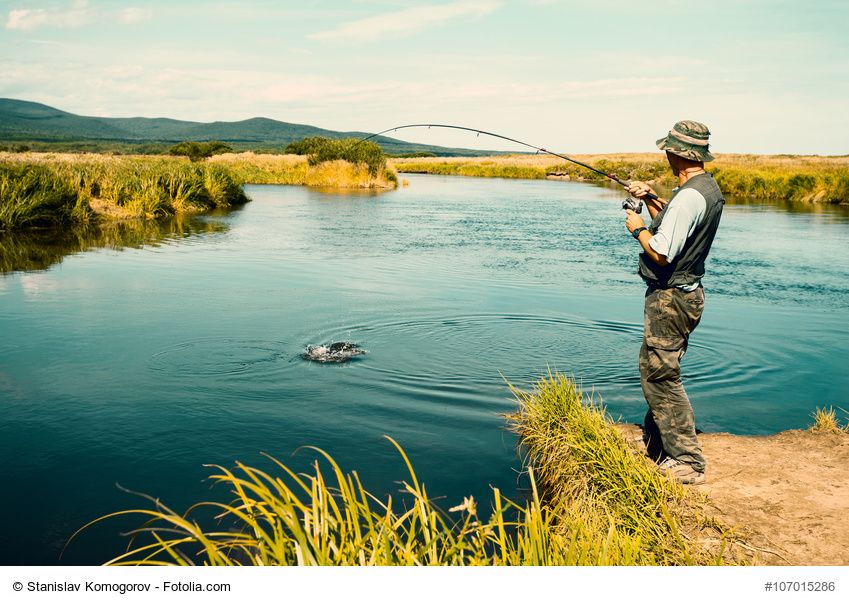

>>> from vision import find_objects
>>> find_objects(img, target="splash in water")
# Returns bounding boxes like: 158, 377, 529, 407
301, 342, 366, 363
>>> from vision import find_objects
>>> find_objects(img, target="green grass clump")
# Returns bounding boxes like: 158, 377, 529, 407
75, 375, 742, 566
711, 166, 849, 203
0, 155, 249, 228
0, 163, 91, 229
504, 374, 739, 565
80, 159, 249, 216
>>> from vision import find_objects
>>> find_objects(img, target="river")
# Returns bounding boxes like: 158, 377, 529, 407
1, 174, 848, 564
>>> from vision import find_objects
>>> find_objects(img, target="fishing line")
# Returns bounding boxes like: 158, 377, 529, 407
358, 123, 659, 203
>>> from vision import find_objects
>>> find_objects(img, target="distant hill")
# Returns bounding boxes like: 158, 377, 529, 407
0, 98, 502, 156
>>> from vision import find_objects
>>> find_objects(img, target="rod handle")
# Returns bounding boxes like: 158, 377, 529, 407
619, 177, 660, 201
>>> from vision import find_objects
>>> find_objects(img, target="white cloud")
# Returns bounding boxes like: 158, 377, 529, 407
1, 58, 846, 154
5, 1, 151, 31
0, 59, 681, 117
308, 0, 503, 42
117, 7, 153, 25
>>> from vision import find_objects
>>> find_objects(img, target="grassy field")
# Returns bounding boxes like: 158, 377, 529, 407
0, 152, 398, 230
392, 153, 849, 204
76, 375, 749, 566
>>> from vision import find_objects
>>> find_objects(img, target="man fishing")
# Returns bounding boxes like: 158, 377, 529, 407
623, 120, 724, 485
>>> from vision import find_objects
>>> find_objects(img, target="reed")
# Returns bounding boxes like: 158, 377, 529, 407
76, 374, 744, 566
503, 374, 741, 565
0, 153, 249, 228
0, 163, 91, 229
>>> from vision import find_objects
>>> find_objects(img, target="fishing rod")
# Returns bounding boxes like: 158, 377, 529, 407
359, 123, 658, 209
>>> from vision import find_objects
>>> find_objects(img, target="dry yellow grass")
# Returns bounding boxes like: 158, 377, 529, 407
209, 152, 397, 189
391, 152, 849, 173
810, 406, 847, 434
2, 151, 398, 189
392, 153, 849, 203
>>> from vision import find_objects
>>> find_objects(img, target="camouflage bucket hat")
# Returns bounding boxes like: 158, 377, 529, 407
656, 120, 715, 162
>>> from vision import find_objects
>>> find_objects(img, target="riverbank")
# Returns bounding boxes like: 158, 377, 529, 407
619, 423, 849, 565
0, 152, 398, 230
392, 153, 849, 204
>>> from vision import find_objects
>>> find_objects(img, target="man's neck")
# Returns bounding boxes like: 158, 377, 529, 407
678, 166, 706, 187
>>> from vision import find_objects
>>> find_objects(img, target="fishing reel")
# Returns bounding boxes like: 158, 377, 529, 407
622, 196, 643, 214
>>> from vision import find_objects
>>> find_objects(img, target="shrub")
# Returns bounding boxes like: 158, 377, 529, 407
286, 137, 387, 177
284, 137, 330, 156
169, 141, 234, 162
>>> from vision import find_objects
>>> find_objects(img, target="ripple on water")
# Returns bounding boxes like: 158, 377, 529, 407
146, 310, 789, 415
294, 312, 786, 416
150, 337, 291, 377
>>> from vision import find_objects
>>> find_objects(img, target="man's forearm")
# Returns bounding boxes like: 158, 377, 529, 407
646, 197, 667, 220
636, 230, 668, 266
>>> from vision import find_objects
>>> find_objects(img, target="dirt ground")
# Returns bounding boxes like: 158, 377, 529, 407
619, 424, 849, 565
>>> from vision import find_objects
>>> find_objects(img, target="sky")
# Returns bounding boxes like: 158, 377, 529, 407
1, 0, 847, 154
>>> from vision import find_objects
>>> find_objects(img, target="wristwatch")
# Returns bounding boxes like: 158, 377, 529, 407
632, 226, 648, 239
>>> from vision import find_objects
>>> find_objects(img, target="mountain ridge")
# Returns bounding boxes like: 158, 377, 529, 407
0, 98, 501, 156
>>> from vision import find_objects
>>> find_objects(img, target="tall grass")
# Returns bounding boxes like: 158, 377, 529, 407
504, 374, 740, 564
392, 154, 849, 204
0, 153, 249, 228
75, 374, 745, 566
0, 163, 91, 229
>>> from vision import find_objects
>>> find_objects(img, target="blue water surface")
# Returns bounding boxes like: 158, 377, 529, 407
1, 174, 848, 564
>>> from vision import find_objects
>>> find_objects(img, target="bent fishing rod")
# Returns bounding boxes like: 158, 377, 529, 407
358, 123, 658, 209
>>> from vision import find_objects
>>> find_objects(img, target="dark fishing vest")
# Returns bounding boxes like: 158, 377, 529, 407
638, 172, 725, 288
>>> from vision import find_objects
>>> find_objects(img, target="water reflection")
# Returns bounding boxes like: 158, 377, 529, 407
0, 214, 229, 273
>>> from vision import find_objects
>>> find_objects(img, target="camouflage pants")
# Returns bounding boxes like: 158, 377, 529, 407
639, 285, 706, 472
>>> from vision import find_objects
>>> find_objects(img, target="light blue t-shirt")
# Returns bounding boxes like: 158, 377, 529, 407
647, 187, 707, 291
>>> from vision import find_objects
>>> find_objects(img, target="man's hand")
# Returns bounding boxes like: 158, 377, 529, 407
628, 180, 666, 217
626, 181, 657, 200
625, 210, 645, 234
